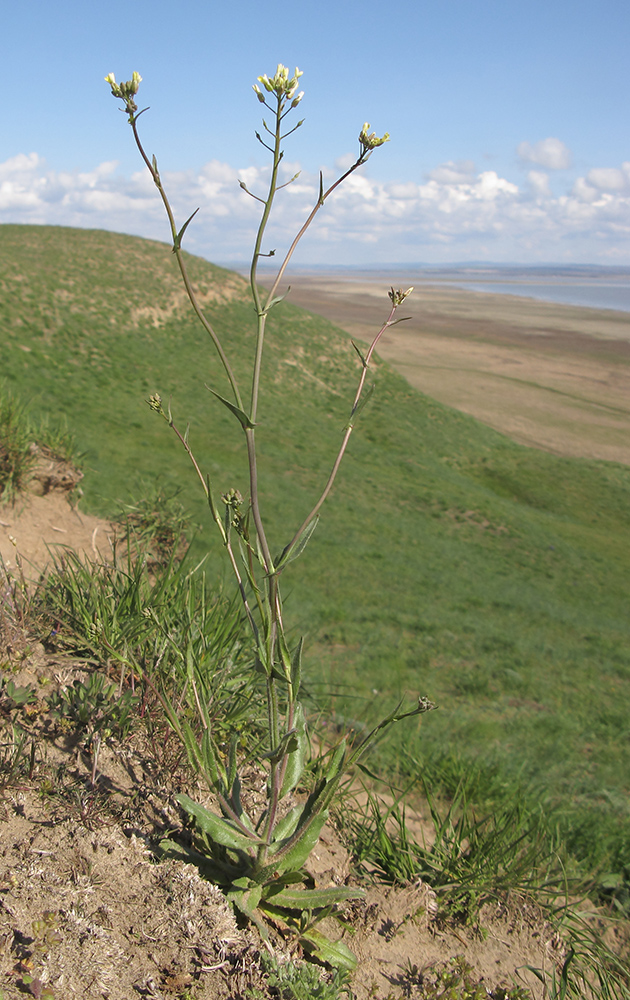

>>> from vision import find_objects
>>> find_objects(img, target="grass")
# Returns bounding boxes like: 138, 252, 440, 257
0, 469, 628, 996
0, 223, 629, 904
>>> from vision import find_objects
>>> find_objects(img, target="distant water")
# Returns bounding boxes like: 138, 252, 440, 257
438, 280, 630, 314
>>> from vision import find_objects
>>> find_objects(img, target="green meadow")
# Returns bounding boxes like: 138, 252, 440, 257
2, 223, 629, 890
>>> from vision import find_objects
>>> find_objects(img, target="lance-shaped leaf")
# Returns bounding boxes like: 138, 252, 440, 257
351, 339, 367, 367
346, 696, 437, 770
271, 740, 347, 869
269, 803, 303, 844
172, 207, 199, 251
263, 290, 289, 312
274, 516, 319, 573
291, 637, 303, 699
264, 885, 364, 909
270, 809, 329, 873
228, 883, 263, 921
207, 387, 255, 430
299, 928, 358, 971
201, 727, 226, 790
260, 728, 299, 766
347, 382, 375, 429
279, 701, 308, 797
176, 794, 260, 851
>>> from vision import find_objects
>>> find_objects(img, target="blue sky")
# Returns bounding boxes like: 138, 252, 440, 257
1, 0, 629, 264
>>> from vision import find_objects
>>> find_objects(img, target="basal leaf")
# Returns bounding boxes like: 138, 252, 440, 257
176, 794, 260, 852
266, 885, 364, 909
273, 810, 328, 872
299, 928, 358, 971
280, 702, 308, 797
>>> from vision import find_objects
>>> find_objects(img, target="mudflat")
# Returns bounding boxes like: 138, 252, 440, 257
265, 273, 630, 465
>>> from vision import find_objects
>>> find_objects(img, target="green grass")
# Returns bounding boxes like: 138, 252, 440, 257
1, 223, 629, 896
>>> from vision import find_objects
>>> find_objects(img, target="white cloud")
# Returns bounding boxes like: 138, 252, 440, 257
586, 164, 630, 191
517, 137, 572, 170
427, 160, 476, 184
527, 170, 551, 198
2, 151, 630, 263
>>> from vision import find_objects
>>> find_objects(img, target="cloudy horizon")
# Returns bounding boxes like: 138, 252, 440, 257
2, 0, 629, 268
2, 136, 630, 267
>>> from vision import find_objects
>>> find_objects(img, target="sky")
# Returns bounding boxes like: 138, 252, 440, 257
1, 0, 629, 266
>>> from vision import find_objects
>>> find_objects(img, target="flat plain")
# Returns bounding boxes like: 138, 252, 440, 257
268, 273, 630, 466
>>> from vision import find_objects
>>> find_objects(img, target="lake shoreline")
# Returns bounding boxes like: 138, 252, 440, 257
259, 272, 630, 465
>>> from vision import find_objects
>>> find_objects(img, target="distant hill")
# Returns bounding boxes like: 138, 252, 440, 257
2, 224, 629, 882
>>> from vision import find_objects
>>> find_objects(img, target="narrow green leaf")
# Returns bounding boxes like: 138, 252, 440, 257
273, 811, 328, 872
176, 794, 260, 851
181, 720, 203, 773
291, 637, 303, 698
207, 387, 255, 430
260, 729, 298, 765
347, 382, 375, 428
351, 340, 367, 366
299, 928, 358, 971
227, 732, 238, 790
201, 728, 225, 788
269, 803, 303, 844
267, 885, 364, 909
275, 516, 319, 573
346, 697, 436, 770
264, 291, 289, 311
280, 702, 307, 797
172, 207, 200, 251
228, 883, 263, 920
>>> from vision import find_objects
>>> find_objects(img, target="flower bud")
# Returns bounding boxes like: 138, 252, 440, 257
359, 123, 391, 150
388, 287, 414, 306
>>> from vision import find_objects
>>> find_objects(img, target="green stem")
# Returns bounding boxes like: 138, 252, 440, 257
263, 151, 370, 309
129, 116, 243, 410
249, 94, 284, 424
285, 300, 398, 556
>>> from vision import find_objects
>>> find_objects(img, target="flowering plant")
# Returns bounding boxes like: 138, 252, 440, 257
107, 64, 432, 967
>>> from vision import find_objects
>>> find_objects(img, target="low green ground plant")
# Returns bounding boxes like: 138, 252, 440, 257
246, 955, 352, 1000
104, 65, 434, 964
38, 544, 257, 749
392, 956, 530, 999
0, 389, 35, 502
0, 387, 78, 503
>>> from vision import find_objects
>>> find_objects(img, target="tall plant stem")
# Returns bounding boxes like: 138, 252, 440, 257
286, 301, 399, 552
129, 117, 243, 410
263, 152, 371, 309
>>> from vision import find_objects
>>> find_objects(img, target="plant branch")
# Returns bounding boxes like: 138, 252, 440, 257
129, 117, 243, 410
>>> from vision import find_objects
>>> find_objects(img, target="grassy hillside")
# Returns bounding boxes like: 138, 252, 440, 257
1, 224, 629, 888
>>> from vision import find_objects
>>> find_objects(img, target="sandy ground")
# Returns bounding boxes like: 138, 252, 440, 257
265, 275, 630, 465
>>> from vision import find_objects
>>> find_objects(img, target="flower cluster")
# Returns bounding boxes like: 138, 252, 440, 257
104, 72, 142, 114
253, 64, 304, 107
147, 393, 163, 414
359, 123, 390, 151
388, 287, 414, 306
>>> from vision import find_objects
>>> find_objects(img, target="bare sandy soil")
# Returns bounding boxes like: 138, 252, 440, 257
268, 275, 630, 466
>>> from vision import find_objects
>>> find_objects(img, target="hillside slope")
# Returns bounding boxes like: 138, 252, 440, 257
1, 224, 629, 886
